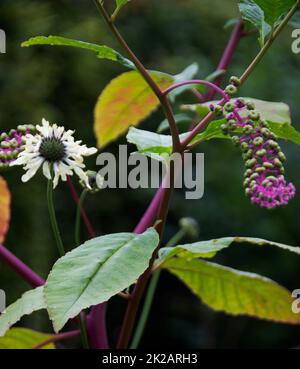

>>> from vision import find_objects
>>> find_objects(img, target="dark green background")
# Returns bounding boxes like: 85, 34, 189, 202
0, 0, 300, 348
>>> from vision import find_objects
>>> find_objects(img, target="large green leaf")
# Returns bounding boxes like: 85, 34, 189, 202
0, 328, 54, 349
94, 71, 174, 147
254, 0, 296, 25
238, 0, 271, 45
0, 287, 46, 336
44, 228, 159, 332
158, 236, 300, 263
163, 258, 300, 324
21, 36, 134, 69
127, 120, 229, 160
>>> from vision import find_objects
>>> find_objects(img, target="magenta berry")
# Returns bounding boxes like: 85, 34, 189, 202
220, 98, 295, 209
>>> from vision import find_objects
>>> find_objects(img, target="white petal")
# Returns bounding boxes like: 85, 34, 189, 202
42, 161, 51, 180
21, 157, 43, 182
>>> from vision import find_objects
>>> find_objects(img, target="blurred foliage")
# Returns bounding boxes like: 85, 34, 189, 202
0, 0, 300, 348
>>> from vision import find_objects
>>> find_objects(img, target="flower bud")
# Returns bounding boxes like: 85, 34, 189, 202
179, 217, 199, 239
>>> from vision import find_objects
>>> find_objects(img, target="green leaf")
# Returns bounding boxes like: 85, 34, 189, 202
158, 236, 300, 263
21, 36, 134, 69
0, 328, 54, 349
127, 120, 228, 160
268, 121, 300, 145
163, 258, 300, 324
44, 228, 159, 332
254, 0, 296, 25
94, 71, 174, 147
127, 127, 176, 161
157, 114, 192, 133
0, 287, 46, 336
238, 0, 271, 45
112, 0, 131, 20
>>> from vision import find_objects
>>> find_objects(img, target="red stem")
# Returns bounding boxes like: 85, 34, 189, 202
33, 330, 80, 349
162, 79, 228, 99
0, 244, 44, 287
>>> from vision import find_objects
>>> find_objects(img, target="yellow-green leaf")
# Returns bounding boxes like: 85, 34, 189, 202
0, 176, 10, 243
94, 71, 174, 147
0, 328, 54, 349
163, 258, 300, 324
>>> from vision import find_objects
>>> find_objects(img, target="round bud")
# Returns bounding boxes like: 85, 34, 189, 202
248, 111, 260, 121
256, 149, 266, 157
263, 162, 274, 169
243, 125, 254, 135
229, 76, 241, 86
278, 152, 286, 162
179, 217, 199, 239
246, 158, 256, 168
253, 137, 263, 146
225, 84, 238, 96
224, 102, 235, 112
246, 101, 255, 110
273, 158, 282, 168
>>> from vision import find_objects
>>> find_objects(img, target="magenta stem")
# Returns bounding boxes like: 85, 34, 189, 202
205, 19, 244, 100
87, 303, 109, 349
134, 187, 164, 234
0, 244, 44, 287
162, 79, 228, 100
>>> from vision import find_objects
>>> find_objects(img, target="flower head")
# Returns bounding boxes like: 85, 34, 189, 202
218, 96, 296, 209
11, 119, 97, 188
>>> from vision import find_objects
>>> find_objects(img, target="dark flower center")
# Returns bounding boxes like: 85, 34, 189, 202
39, 137, 65, 162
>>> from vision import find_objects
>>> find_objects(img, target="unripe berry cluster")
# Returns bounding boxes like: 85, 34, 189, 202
211, 81, 295, 209
0, 125, 36, 171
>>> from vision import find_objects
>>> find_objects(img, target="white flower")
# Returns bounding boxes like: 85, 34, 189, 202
11, 118, 98, 188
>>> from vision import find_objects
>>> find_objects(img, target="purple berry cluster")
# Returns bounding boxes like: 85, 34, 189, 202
213, 79, 295, 209
0, 125, 36, 171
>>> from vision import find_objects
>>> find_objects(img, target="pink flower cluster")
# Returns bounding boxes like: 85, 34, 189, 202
219, 98, 295, 209
0, 125, 36, 170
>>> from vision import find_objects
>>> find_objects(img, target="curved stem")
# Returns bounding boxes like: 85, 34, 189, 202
47, 178, 65, 257
75, 189, 88, 246
93, 0, 181, 153
162, 80, 228, 100
0, 244, 45, 287
33, 330, 80, 349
